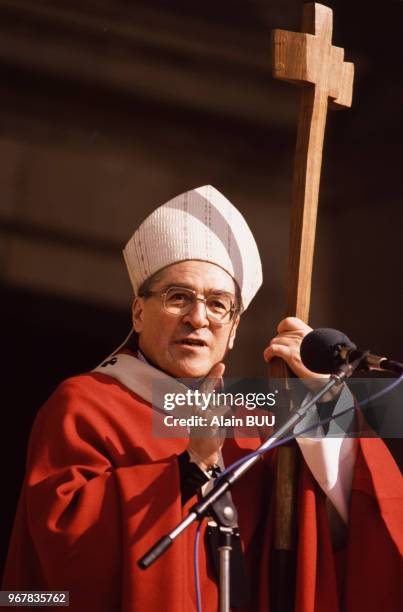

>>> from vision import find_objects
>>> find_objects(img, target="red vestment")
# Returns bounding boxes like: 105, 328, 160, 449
3, 370, 403, 611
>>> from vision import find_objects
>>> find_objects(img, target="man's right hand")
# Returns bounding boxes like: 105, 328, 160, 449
186, 362, 227, 471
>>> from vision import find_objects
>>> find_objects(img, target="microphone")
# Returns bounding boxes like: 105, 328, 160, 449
300, 328, 394, 374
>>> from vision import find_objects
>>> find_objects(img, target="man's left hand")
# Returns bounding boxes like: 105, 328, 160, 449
263, 317, 338, 400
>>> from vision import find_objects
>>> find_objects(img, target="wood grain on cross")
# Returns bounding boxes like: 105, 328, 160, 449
269, 0, 354, 563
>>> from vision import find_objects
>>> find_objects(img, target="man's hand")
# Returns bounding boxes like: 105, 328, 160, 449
263, 317, 338, 400
186, 362, 227, 471
263, 317, 316, 379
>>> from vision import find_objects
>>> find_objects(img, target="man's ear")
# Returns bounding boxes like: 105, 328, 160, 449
132, 297, 144, 333
227, 315, 240, 350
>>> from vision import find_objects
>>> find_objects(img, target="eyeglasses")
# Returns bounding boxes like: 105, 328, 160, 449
141, 286, 240, 325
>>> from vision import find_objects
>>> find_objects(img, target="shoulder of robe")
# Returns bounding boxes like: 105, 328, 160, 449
32, 372, 150, 434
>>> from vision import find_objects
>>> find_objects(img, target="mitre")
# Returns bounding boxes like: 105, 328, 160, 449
123, 185, 262, 310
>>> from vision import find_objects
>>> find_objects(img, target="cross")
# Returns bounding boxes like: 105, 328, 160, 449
273, 2, 354, 319
268, 5, 354, 609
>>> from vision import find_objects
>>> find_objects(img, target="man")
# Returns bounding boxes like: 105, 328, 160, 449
3, 186, 402, 611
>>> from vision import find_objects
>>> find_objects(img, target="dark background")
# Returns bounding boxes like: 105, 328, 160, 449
1, 0, 402, 576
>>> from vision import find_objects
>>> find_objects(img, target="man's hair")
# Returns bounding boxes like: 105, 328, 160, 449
137, 270, 165, 297
137, 266, 243, 312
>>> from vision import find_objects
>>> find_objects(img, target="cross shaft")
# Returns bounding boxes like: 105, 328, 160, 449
268, 4, 354, 572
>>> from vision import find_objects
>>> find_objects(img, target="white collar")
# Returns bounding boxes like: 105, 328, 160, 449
93, 351, 189, 412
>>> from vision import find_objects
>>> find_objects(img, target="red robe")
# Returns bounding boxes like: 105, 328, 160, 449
3, 370, 403, 611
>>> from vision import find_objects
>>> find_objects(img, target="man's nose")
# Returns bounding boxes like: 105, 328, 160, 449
182, 300, 210, 328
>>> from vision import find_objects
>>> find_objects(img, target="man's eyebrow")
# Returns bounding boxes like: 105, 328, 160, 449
161, 282, 193, 290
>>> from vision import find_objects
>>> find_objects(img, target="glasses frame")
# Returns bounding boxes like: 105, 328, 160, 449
140, 285, 241, 325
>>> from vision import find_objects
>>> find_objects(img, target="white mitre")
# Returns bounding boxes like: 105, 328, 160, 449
123, 185, 262, 310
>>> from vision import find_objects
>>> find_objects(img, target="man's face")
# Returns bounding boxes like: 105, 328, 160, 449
132, 260, 240, 378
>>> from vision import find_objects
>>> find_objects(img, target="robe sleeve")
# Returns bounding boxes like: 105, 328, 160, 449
3, 377, 191, 612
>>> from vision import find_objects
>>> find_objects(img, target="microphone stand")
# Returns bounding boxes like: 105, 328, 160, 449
138, 359, 363, 612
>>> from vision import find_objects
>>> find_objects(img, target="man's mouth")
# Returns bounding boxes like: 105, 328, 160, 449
175, 338, 208, 347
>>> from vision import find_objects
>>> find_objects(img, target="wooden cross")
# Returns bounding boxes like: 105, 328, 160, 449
269, 4, 354, 608
273, 2, 354, 320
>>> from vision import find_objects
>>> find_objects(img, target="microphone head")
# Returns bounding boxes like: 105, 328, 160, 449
300, 328, 357, 374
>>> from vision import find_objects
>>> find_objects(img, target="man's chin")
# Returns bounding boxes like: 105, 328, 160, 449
170, 359, 211, 380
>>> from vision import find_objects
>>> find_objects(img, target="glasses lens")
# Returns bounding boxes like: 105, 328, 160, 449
164, 288, 194, 314
206, 294, 234, 323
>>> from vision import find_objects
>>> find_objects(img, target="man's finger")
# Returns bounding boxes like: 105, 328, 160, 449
199, 362, 225, 395
269, 336, 300, 348
276, 317, 312, 334
263, 344, 292, 363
